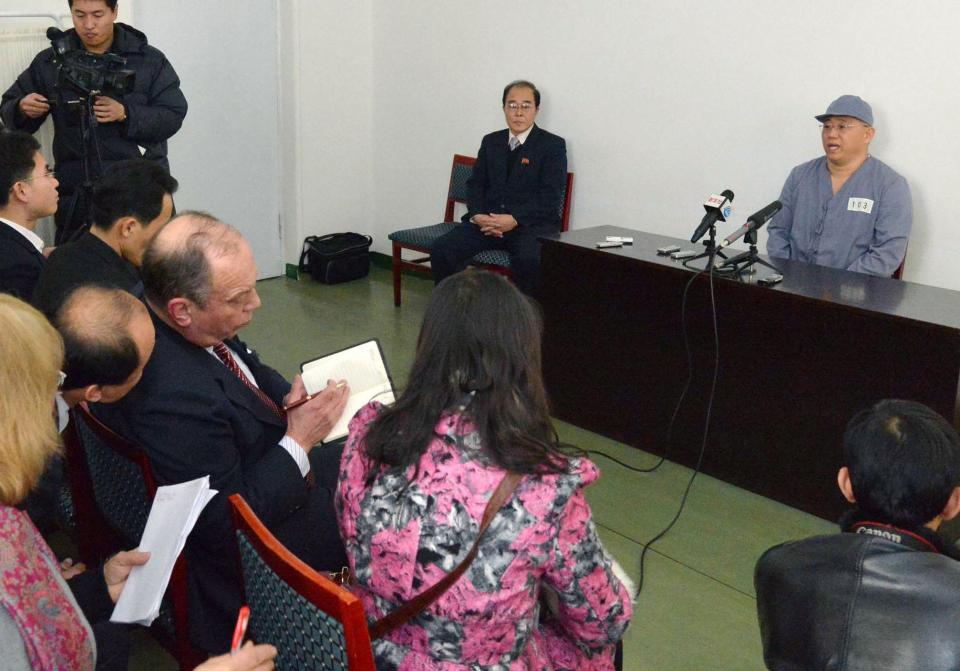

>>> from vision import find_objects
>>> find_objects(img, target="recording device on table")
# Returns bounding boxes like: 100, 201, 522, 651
685, 189, 735, 263
595, 235, 634, 248
757, 273, 783, 286
720, 200, 782, 248
719, 200, 783, 278
691, 190, 734, 244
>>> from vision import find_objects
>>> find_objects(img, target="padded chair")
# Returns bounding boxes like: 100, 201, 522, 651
892, 244, 907, 280
62, 404, 206, 671
388, 154, 574, 305
229, 493, 375, 671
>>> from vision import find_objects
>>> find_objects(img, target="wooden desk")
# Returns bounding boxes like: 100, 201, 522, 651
539, 226, 960, 520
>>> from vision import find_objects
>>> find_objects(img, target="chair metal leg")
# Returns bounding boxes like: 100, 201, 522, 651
392, 243, 403, 306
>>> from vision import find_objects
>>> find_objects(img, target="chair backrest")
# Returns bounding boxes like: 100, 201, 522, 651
229, 494, 375, 671
70, 405, 154, 546
64, 404, 204, 670
443, 153, 575, 232
442, 154, 476, 222
560, 171, 574, 232
892, 243, 908, 280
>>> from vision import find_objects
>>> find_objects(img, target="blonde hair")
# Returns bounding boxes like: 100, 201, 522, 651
0, 295, 64, 505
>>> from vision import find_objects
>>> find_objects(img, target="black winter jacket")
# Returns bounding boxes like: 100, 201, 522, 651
0, 23, 187, 189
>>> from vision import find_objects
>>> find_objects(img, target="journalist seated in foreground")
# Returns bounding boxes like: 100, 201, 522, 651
0, 294, 276, 671
336, 269, 633, 670
755, 399, 960, 670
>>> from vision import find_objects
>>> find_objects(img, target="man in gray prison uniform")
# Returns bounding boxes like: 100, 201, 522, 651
766, 95, 911, 277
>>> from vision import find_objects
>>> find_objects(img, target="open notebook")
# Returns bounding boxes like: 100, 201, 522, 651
301, 339, 395, 442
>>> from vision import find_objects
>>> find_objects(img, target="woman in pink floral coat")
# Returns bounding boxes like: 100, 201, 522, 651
337, 270, 632, 670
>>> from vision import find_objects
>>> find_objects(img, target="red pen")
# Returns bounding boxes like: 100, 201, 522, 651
230, 605, 250, 656
282, 380, 348, 411
282, 391, 320, 412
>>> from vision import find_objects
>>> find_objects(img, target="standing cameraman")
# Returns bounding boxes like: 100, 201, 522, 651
1, 0, 187, 244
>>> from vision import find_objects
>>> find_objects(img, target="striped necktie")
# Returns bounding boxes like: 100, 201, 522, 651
212, 342, 286, 422
509, 136, 520, 151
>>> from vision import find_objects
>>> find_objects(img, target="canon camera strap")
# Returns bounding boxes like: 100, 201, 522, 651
848, 521, 940, 554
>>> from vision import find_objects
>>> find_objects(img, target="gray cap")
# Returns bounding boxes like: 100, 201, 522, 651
815, 95, 873, 126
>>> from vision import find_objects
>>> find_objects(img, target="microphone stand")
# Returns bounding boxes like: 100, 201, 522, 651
686, 223, 729, 266
720, 228, 781, 280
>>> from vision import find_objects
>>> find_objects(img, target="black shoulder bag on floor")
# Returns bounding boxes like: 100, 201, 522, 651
298, 233, 373, 284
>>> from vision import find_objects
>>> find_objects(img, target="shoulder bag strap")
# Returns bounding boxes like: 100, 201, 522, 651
298, 236, 316, 272
369, 471, 523, 640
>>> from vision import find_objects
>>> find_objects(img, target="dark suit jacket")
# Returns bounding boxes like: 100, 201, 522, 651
463, 124, 567, 230
95, 309, 310, 652
34, 232, 141, 317
0, 221, 45, 301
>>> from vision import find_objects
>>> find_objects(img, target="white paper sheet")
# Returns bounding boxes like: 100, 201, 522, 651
110, 476, 217, 626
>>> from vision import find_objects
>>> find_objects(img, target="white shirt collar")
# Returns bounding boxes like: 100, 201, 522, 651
206, 343, 259, 389
55, 392, 70, 434
509, 126, 534, 147
0, 217, 44, 253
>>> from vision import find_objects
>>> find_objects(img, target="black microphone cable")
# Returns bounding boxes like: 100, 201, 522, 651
632, 244, 722, 598
585, 262, 702, 474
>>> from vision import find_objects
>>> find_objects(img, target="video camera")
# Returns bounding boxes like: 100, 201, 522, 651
47, 26, 134, 100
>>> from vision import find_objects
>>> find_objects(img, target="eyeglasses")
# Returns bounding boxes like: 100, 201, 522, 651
20, 168, 56, 182
505, 102, 535, 112
820, 123, 868, 133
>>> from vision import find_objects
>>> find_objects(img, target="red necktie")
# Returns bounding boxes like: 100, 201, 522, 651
212, 342, 286, 422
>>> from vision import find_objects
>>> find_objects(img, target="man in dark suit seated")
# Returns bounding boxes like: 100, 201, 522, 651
23, 285, 156, 540
96, 211, 350, 653
755, 400, 960, 670
34, 158, 177, 317
0, 130, 59, 301
431, 80, 567, 295
56, 285, 156, 409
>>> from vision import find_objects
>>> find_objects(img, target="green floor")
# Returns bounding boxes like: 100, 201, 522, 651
134, 264, 835, 670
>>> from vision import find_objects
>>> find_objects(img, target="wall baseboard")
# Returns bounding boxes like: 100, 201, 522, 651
284, 252, 429, 281
370, 251, 392, 270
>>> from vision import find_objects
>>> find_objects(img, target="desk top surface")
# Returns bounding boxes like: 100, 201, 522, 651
543, 226, 960, 331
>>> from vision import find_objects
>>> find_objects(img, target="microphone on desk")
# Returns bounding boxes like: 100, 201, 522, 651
690, 189, 735, 243
720, 200, 782, 247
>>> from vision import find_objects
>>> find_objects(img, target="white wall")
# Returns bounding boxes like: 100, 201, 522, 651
8, 2, 959, 288
0, 1, 132, 27
137, 0, 284, 278
280, 0, 375, 267
288, 0, 960, 290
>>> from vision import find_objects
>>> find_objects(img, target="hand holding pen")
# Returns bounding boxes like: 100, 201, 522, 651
283, 377, 350, 450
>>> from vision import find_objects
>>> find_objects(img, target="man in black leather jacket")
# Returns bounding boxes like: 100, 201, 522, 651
755, 399, 960, 671
0, 0, 187, 243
